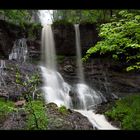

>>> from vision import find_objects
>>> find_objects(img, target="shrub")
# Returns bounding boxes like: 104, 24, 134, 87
25, 100, 48, 130
105, 95, 140, 130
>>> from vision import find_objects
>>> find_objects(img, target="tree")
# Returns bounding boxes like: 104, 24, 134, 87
53, 10, 114, 24
83, 10, 140, 72
0, 10, 31, 25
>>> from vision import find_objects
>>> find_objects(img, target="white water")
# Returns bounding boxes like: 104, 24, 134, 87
41, 25, 72, 108
41, 25, 57, 70
75, 110, 118, 130
74, 24, 106, 109
0, 60, 6, 87
74, 24, 84, 82
75, 83, 107, 110
9, 38, 28, 63
41, 24, 118, 130
74, 24, 118, 129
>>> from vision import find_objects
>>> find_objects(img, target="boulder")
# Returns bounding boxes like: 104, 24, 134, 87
14, 100, 26, 107
46, 103, 93, 130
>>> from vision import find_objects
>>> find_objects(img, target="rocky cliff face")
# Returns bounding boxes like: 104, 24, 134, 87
0, 20, 41, 60
1, 20, 140, 101
52, 23, 99, 55
0, 20, 24, 59
80, 23, 100, 54
58, 57, 140, 100
0, 20, 99, 60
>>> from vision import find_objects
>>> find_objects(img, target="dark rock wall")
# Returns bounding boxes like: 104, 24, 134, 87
79, 23, 100, 55
52, 23, 99, 56
0, 20, 99, 60
0, 20, 41, 60
58, 57, 140, 100
0, 20, 24, 59
52, 24, 76, 56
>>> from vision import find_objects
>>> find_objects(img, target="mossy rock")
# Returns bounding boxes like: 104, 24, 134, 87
47, 117, 71, 130
46, 102, 58, 109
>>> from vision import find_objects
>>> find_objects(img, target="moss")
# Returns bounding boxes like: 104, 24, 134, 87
105, 95, 140, 130
58, 105, 68, 115
0, 99, 15, 124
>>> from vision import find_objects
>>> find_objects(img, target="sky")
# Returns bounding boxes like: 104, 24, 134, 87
39, 10, 53, 26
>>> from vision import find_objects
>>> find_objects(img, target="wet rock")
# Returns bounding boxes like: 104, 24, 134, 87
46, 103, 93, 130
95, 101, 115, 114
52, 23, 99, 56
0, 20, 41, 60
14, 100, 26, 107
45, 102, 58, 108
63, 65, 74, 73
58, 57, 140, 100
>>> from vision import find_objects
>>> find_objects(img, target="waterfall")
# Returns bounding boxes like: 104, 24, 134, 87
75, 24, 85, 83
41, 25, 72, 108
0, 60, 6, 87
40, 24, 118, 130
9, 38, 28, 63
74, 24, 118, 129
74, 24, 106, 110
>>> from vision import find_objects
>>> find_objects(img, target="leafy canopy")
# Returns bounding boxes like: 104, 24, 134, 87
0, 10, 31, 26
53, 10, 113, 24
83, 10, 140, 71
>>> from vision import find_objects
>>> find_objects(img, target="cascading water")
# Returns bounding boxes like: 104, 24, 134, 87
74, 24, 118, 129
74, 24, 106, 110
75, 24, 84, 83
0, 60, 6, 87
41, 25, 72, 108
40, 23, 118, 130
9, 38, 28, 63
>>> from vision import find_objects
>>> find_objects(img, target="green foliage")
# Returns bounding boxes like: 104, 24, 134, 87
15, 67, 46, 130
126, 62, 140, 71
0, 10, 42, 32
53, 10, 113, 24
15, 65, 42, 100
23, 73, 42, 101
0, 10, 31, 27
58, 105, 68, 115
25, 73, 40, 87
105, 95, 140, 130
84, 10, 140, 71
25, 100, 48, 130
0, 99, 15, 123
27, 23, 42, 39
